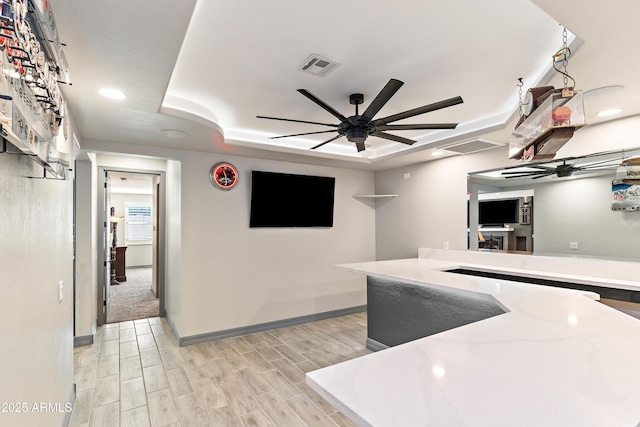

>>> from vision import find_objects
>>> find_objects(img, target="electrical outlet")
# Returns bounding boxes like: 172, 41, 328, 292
58, 281, 64, 302
403, 172, 410, 180
569, 242, 578, 250
443, 241, 449, 250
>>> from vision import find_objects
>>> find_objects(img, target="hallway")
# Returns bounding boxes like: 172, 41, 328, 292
71, 313, 369, 426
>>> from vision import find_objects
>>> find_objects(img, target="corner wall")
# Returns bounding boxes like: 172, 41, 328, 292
374, 146, 516, 260
75, 144, 375, 340
164, 159, 182, 329
74, 156, 98, 341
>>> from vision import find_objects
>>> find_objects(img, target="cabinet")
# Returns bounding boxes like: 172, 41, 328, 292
115, 246, 127, 282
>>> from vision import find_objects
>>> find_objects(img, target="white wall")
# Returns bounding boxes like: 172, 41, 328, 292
0, 152, 74, 426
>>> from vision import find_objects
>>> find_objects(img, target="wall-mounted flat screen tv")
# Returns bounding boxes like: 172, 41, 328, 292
250, 171, 335, 227
479, 199, 519, 226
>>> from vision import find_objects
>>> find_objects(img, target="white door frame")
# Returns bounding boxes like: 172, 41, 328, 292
97, 166, 167, 325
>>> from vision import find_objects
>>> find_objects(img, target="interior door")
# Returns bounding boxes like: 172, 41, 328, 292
152, 177, 160, 297
101, 172, 112, 324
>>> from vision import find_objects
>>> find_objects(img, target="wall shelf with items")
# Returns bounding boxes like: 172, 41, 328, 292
0, 0, 70, 180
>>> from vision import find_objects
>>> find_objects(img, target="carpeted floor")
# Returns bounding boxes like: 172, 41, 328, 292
107, 267, 159, 323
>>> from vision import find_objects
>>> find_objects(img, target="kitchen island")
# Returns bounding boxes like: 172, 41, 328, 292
306, 250, 640, 427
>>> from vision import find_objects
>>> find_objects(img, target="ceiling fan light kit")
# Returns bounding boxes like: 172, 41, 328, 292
257, 78, 462, 152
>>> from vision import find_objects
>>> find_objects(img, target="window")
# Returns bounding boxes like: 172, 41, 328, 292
125, 203, 152, 243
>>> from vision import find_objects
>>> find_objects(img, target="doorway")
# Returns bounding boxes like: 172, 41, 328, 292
98, 168, 166, 325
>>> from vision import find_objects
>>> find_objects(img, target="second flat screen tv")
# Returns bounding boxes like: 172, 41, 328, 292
250, 171, 335, 227
479, 199, 519, 226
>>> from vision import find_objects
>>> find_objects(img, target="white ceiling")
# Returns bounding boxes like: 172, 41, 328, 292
50, 0, 640, 171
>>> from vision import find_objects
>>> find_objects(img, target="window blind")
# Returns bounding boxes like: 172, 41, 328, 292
125, 203, 152, 242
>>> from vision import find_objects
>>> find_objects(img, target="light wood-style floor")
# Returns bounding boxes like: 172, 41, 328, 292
71, 313, 370, 427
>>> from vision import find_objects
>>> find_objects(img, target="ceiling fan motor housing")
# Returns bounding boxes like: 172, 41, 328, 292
338, 119, 373, 143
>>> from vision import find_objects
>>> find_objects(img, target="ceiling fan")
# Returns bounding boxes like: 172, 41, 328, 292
501, 156, 621, 180
257, 79, 463, 152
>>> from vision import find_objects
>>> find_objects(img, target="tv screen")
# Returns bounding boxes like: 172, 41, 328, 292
479, 199, 519, 226
250, 171, 335, 227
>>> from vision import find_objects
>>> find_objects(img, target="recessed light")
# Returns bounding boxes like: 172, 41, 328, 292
160, 129, 189, 139
431, 150, 445, 156
596, 108, 623, 117
99, 88, 126, 100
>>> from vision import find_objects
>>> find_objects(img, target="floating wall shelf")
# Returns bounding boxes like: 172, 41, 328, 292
353, 194, 398, 199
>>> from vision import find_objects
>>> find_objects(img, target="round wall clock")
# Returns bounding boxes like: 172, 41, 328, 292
209, 162, 239, 191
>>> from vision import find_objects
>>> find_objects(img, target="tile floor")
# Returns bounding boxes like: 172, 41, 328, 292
71, 313, 370, 427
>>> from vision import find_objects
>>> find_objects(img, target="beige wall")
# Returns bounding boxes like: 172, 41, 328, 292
0, 151, 74, 427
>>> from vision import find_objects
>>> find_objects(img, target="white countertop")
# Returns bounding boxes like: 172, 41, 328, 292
306, 257, 640, 427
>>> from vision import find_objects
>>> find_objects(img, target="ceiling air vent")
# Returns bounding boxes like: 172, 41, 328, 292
298, 54, 339, 77
440, 138, 504, 155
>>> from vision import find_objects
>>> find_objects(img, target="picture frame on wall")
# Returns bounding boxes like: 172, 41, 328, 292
612, 180, 640, 211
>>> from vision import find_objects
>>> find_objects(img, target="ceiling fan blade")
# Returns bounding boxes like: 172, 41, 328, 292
577, 157, 623, 169
257, 115, 338, 127
372, 96, 464, 126
269, 130, 338, 140
502, 165, 555, 175
360, 79, 404, 123
532, 173, 554, 179
503, 172, 545, 177
501, 166, 556, 175
311, 134, 343, 150
297, 89, 350, 123
356, 142, 366, 152
377, 123, 458, 131
371, 131, 416, 145
504, 172, 548, 179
